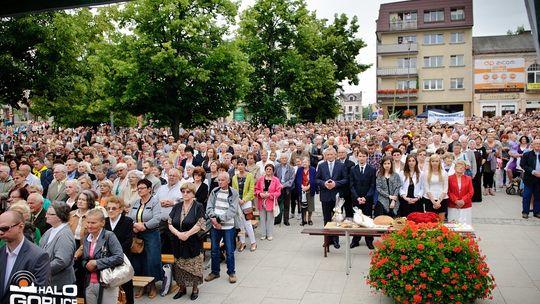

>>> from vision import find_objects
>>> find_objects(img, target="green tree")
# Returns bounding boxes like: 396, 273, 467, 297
108, 0, 252, 138
0, 9, 134, 127
506, 25, 526, 35
238, 0, 370, 125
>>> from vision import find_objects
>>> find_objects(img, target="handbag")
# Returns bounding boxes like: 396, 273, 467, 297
130, 236, 144, 254
241, 200, 254, 215
117, 287, 126, 304
100, 253, 135, 288
273, 198, 280, 218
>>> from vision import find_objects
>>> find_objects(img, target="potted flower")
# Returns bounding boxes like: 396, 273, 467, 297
367, 222, 496, 304
402, 109, 415, 118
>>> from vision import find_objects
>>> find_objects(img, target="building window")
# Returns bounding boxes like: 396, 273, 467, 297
390, 11, 418, 22
527, 64, 540, 83
348, 106, 353, 112
423, 79, 443, 90
423, 56, 443, 68
397, 80, 417, 90
423, 34, 444, 45
398, 57, 417, 68
450, 8, 465, 21
349, 95, 356, 101
424, 9, 444, 22
450, 55, 465, 66
398, 35, 416, 44
450, 78, 464, 89
355, 106, 359, 112
450, 32, 465, 43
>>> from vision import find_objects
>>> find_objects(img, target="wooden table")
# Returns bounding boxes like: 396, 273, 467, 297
302, 222, 475, 275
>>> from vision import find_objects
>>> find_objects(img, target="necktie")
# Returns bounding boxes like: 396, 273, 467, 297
329, 162, 334, 176
361, 166, 364, 175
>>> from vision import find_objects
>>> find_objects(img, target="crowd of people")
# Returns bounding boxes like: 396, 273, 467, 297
0, 110, 540, 304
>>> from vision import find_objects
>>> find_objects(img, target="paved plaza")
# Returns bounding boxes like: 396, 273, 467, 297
136, 189, 540, 304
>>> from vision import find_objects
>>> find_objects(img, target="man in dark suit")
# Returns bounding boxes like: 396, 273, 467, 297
349, 148, 377, 249
520, 139, 540, 219
337, 146, 355, 218
316, 147, 348, 249
0, 211, 50, 304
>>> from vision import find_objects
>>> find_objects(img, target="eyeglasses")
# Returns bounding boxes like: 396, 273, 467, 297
181, 190, 192, 194
106, 207, 118, 211
0, 222, 21, 233
137, 187, 147, 191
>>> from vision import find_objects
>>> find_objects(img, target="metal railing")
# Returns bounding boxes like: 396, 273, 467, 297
377, 43, 418, 54
389, 20, 417, 31
377, 67, 417, 77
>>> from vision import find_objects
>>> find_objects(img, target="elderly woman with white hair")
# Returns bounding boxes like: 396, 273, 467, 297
64, 180, 82, 210
122, 170, 144, 209
179, 164, 195, 188
77, 161, 96, 181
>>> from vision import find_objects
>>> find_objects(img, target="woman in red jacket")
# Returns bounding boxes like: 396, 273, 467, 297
447, 160, 474, 225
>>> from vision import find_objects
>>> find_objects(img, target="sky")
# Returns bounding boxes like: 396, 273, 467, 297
240, 0, 531, 105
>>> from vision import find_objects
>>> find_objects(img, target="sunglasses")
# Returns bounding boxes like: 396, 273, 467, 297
0, 222, 21, 233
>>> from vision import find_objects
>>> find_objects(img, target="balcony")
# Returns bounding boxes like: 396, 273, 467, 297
389, 20, 417, 31
377, 42, 418, 55
377, 66, 417, 77
377, 89, 418, 99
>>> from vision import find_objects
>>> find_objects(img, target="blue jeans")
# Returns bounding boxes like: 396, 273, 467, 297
522, 183, 540, 215
210, 228, 235, 275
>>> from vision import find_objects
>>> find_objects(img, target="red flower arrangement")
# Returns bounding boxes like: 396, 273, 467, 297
407, 212, 439, 223
402, 109, 415, 118
367, 222, 496, 304
377, 89, 418, 94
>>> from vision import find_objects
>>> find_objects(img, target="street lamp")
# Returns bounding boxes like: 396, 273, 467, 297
407, 40, 411, 110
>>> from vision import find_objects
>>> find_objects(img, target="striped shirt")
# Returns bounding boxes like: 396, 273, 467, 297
214, 189, 234, 230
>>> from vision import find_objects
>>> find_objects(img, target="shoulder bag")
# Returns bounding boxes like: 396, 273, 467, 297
100, 235, 135, 288
130, 236, 144, 254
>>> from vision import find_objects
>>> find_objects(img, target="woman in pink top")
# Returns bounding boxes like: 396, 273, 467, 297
254, 164, 282, 241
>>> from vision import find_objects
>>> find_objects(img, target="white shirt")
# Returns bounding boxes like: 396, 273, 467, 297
47, 223, 68, 245
66, 198, 76, 209
109, 216, 121, 231
156, 182, 182, 221
25, 173, 41, 186
4, 238, 24, 290
86, 229, 104, 243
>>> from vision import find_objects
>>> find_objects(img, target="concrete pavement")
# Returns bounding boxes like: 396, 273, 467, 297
135, 189, 540, 304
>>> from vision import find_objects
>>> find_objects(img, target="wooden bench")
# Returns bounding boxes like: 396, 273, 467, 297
301, 228, 385, 257
132, 276, 154, 288
161, 254, 174, 264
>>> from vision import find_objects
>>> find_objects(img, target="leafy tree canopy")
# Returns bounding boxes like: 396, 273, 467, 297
238, 0, 370, 125
108, 0, 252, 137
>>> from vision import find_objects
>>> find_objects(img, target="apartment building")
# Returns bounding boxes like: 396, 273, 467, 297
473, 32, 540, 117
376, 0, 473, 118
338, 92, 363, 121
